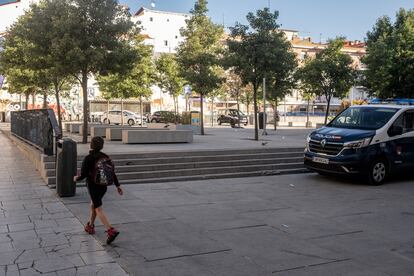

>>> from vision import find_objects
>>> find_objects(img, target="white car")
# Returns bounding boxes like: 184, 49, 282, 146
101, 110, 147, 126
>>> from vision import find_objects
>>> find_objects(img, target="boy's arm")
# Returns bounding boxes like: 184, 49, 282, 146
114, 173, 120, 187
76, 156, 92, 181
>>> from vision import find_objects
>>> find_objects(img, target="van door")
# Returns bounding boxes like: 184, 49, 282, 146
388, 111, 414, 169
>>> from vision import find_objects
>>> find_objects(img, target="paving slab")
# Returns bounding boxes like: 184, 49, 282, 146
0, 130, 128, 276
62, 171, 414, 275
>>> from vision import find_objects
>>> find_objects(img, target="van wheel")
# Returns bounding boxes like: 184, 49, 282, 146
103, 119, 110, 125
217, 119, 222, 125
151, 119, 157, 123
128, 119, 135, 126
367, 159, 387, 185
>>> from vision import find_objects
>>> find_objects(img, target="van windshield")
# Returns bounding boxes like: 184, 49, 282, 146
329, 107, 399, 130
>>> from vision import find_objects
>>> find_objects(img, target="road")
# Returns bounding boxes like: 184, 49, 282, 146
62, 172, 414, 276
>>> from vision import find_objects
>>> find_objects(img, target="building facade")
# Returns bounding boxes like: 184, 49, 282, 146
132, 7, 189, 55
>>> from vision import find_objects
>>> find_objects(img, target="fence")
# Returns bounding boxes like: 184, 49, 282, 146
11, 109, 61, 156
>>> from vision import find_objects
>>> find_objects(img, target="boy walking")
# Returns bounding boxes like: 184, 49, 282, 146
73, 136, 123, 244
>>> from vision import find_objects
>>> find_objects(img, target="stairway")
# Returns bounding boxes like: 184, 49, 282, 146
44, 148, 307, 188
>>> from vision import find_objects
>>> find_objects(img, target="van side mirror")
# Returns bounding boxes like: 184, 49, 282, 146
388, 125, 403, 137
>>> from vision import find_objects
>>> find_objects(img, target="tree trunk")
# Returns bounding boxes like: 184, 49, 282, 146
211, 98, 214, 127
306, 98, 310, 128
324, 94, 331, 125
173, 95, 178, 125
237, 92, 240, 128
121, 98, 124, 125
253, 85, 258, 141
54, 81, 63, 133
200, 94, 204, 135
273, 100, 277, 131
246, 99, 250, 125
81, 70, 88, 144
107, 100, 110, 124
140, 97, 143, 128
32, 92, 35, 109
43, 92, 47, 109
176, 97, 179, 115
25, 93, 29, 110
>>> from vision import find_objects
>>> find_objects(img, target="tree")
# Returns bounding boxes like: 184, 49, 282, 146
177, 0, 224, 135
52, 0, 137, 143
362, 9, 414, 99
0, 11, 49, 111
227, 8, 297, 140
239, 83, 254, 122
296, 38, 356, 125
265, 62, 297, 131
98, 35, 155, 124
155, 53, 185, 122
9, 0, 76, 130
224, 70, 245, 126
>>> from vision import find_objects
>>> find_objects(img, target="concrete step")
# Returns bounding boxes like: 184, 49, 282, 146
110, 151, 304, 166
70, 147, 304, 161
45, 156, 304, 178
45, 148, 306, 187
115, 162, 304, 180
45, 152, 305, 177
114, 157, 304, 173
44, 152, 304, 170
48, 168, 311, 188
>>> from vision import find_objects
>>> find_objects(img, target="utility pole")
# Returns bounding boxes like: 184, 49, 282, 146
262, 78, 268, 136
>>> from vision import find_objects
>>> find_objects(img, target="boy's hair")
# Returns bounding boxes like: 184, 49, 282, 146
91, 136, 104, 151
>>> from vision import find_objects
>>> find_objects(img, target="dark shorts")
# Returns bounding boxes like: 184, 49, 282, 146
87, 183, 107, 208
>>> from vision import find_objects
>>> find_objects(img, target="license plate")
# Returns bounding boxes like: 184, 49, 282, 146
312, 157, 329, 164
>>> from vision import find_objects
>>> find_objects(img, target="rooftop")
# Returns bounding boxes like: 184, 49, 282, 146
134, 7, 191, 18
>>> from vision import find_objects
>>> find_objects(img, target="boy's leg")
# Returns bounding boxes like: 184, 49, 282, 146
89, 202, 97, 225
95, 207, 112, 229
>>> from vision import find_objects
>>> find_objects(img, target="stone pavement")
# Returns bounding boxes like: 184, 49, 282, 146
61, 172, 414, 275
0, 131, 128, 276
71, 127, 312, 155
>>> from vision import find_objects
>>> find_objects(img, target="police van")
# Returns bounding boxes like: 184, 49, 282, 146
304, 101, 414, 185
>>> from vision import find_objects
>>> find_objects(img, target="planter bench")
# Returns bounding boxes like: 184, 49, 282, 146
122, 130, 193, 144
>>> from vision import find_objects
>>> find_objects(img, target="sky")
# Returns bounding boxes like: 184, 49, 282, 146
121, 0, 414, 42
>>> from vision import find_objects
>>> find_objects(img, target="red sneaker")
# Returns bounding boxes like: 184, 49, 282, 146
84, 222, 95, 235
106, 227, 119, 244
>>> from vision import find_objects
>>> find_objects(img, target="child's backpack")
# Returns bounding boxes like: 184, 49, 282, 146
92, 157, 115, 186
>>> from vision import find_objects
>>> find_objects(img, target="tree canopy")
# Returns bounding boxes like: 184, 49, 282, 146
227, 8, 297, 140
50, 0, 137, 143
177, 0, 224, 135
155, 53, 185, 117
362, 8, 414, 99
296, 38, 356, 124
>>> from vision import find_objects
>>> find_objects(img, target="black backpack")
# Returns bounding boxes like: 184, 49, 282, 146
92, 156, 115, 186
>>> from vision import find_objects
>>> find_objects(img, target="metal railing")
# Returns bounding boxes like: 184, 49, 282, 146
11, 109, 61, 156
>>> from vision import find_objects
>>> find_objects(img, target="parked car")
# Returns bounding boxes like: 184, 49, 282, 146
304, 104, 414, 185
150, 111, 180, 123
217, 109, 248, 126
101, 110, 146, 126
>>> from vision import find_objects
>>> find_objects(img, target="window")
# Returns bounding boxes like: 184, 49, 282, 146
164, 40, 168, 46
330, 107, 398, 130
175, 35, 178, 39
390, 111, 414, 134
149, 17, 153, 22
167, 19, 170, 22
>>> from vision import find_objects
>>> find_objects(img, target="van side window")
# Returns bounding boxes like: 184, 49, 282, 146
390, 111, 414, 134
